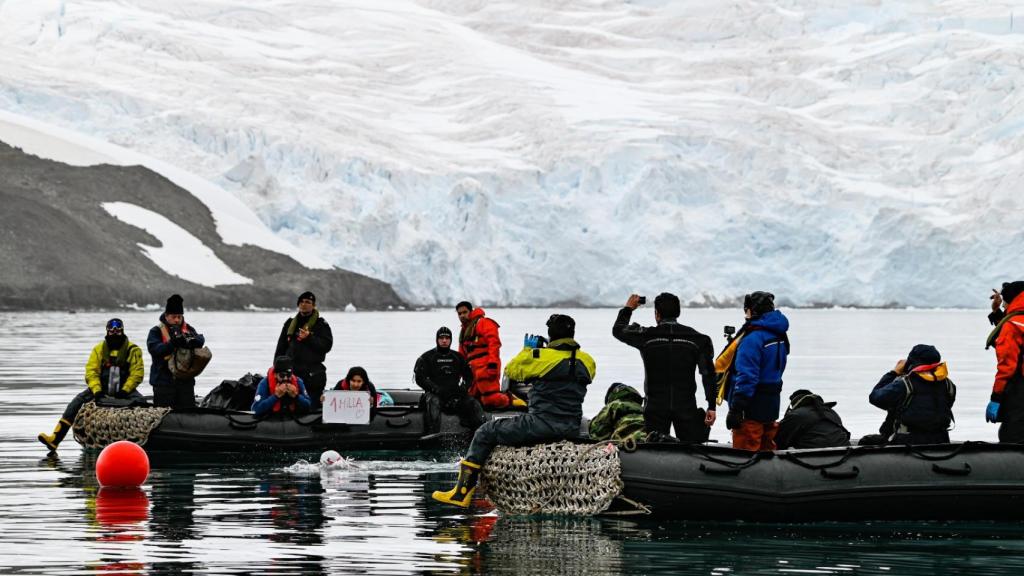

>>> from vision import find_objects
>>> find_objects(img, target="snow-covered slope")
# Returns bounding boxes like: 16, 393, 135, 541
2, 0, 1021, 307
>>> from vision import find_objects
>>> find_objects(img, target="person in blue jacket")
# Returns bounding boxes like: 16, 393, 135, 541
252, 356, 312, 416
723, 291, 790, 451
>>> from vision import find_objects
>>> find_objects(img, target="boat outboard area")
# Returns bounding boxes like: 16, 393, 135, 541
617, 441, 1024, 522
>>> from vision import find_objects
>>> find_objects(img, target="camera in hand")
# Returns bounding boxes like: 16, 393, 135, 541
637, 296, 647, 305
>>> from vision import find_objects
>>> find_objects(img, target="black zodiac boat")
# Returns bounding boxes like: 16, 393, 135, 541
617, 441, 1024, 521
74, 389, 503, 452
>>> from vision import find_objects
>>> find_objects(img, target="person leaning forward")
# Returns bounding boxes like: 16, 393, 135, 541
985, 281, 1024, 442
147, 294, 206, 409
432, 314, 595, 508
252, 356, 312, 417
274, 291, 333, 409
38, 318, 145, 451
869, 344, 955, 445
613, 292, 716, 442
415, 326, 487, 432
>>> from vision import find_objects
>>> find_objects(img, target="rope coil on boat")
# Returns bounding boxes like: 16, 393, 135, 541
480, 441, 626, 516
72, 402, 171, 448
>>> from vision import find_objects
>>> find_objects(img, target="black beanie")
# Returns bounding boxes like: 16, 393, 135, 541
906, 344, 941, 369
436, 326, 453, 341
546, 314, 576, 341
744, 291, 775, 316
165, 294, 184, 315
274, 355, 293, 373
297, 291, 316, 305
1001, 281, 1024, 306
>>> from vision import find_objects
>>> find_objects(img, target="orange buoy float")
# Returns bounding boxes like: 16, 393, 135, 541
96, 440, 150, 487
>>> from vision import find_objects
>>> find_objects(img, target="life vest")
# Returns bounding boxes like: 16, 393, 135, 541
158, 321, 191, 360
459, 309, 500, 365
268, 368, 300, 413
100, 340, 133, 395
892, 362, 956, 434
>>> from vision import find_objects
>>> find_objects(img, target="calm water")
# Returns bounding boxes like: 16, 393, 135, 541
2, 308, 1021, 575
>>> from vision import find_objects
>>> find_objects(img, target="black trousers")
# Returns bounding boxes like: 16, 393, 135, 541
300, 371, 327, 409
645, 403, 710, 442
62, 388, 145, 422
153, 381, 196, 409
424, 392, 486, 432
466, 414, 579, 465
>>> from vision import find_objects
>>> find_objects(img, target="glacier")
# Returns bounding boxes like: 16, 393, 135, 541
1, 0, 1022, 307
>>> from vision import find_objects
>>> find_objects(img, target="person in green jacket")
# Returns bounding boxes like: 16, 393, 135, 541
589, 383, 647, 444
432, 314, 596, 508
38, 318, 145, 452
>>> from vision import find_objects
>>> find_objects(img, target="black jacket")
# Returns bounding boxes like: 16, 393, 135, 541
147, 314, 205, 388
274, 313, 333, 379
869, 369, 955, 440
776, 394, 851, 450
612, 308, 717, 411
414, 346, 473, 399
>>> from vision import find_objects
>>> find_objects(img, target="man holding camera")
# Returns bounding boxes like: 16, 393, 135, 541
433, 314, 595, 508
38, 318, 146, 452
147, 294, 206, 409
613, 293, 717, 442
274, 291, 333, 409
252, 356, 313, 416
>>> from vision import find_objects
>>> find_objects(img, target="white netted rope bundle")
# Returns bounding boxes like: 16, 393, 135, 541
72, 402, 171, 448
480, 440, 624, 516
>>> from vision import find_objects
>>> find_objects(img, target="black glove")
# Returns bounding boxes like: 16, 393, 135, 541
171, 332, 188, 347
726, 409, 745, 430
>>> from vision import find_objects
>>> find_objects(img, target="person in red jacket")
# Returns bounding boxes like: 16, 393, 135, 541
456, 302, 524, 410
986, 281, 1024, 442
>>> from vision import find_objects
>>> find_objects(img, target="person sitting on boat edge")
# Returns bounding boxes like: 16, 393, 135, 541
720, 291, 790, 451
775, 389, 851, 450
433, 313, 596, 508
415, 326, 487, 433
38, 318, 146, 452
612, 292, 716, 442
589, 383, 648, 444
274, 291, 333, 410
147, 294, 206, 409
985, 281, 1024, 442
252, 356, 312, 416
329, 366, 393, 407
868, 344, 955, 445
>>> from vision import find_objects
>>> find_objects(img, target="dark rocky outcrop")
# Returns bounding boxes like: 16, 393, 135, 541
0, 142, 404, 310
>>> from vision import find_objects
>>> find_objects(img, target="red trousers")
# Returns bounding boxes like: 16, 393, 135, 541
731, 420, 779, 451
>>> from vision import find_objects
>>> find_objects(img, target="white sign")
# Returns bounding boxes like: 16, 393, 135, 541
322, 390, 371, 424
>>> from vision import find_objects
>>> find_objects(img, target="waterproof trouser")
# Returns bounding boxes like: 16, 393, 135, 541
999, 383, 1024, 443
153, 382, 196, 409
645, 403, 710, 443
468, 368, 511, 410
465, 414, 580, 466
732, 420, 779, 452
299, 371, 327, 409
424, 392, 487, 432
63, 388, 145, 422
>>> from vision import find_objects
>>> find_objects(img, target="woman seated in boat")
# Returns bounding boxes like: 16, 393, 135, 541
326, 366, 393, 407
868, 344, 956, 445
252, 356, 313, 417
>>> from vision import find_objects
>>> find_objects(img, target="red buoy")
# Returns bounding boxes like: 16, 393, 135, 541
96, 441, 150, 487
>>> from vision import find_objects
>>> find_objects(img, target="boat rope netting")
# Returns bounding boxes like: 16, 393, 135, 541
480, 440, 625, 516
72, 402, 172, 448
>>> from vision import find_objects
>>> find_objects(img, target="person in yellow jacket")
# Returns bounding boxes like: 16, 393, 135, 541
433, 314, 596, 507
38, 318, 145, 452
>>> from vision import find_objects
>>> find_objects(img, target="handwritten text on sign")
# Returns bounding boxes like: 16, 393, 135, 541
323, 390, 371, 424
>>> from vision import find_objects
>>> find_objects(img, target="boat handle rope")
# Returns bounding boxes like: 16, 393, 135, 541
226, 412, 270, 429
905, 441, 977, 461
820, 466, 860, 480
931, 462, 971, 476
699, 463, 742, 476
693, 447, 765, 470
778, 447, 854, 471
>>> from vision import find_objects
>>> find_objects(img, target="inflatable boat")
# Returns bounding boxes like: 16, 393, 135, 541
74, 389, 508, 453
618, 441, 1024, 521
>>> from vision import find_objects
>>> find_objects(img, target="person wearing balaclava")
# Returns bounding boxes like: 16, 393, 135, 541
719, 291, 791, 451
414, 326, 486, 433
38, 318, 146, 452
147, 294, 206, 409
433, 313, 596, 508
274, 291, 333, 409
985, 281, 1024, 442
869, 344, 956, 445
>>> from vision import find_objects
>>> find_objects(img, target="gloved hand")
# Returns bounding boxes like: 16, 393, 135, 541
986, 401, 1001, 423
171, 332, 188, 347
725, 409, 744, 430
523, 333, 541, 348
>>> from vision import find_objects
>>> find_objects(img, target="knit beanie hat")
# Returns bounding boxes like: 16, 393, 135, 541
1001, 281, 1024, 306
297, 291, 316, 305
165, 294, 184, 315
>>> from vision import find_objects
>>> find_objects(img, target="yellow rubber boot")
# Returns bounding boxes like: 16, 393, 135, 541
432, 460, 481, 508
38, 418, 72, 452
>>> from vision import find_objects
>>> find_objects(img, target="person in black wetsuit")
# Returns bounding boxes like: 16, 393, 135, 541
414, 326, 486, 432
612, 292, 716, 442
